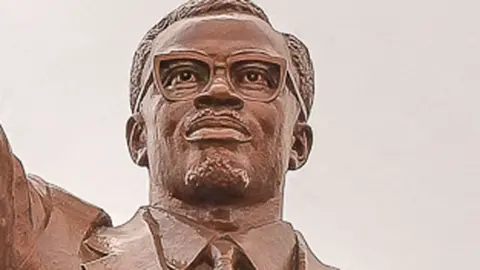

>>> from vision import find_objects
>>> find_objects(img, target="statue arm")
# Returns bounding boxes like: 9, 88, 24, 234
0, 125, 50, 269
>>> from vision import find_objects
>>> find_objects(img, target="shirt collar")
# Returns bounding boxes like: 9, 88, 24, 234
147, 206, 297, 269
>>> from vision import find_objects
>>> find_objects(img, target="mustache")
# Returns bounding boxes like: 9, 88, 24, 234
186, 108, 247, 128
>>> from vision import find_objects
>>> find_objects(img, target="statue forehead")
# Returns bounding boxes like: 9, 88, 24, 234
151, 14, 290, 57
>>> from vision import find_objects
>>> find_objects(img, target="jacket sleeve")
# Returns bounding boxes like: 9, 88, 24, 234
0, 124, 113, 269
0, 124, 51, 268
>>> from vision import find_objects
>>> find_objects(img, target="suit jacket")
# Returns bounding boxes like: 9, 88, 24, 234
80, 206, 337, 270
2, 175, 337, 270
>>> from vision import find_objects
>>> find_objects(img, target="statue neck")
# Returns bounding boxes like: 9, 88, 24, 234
149, 193, 283, 232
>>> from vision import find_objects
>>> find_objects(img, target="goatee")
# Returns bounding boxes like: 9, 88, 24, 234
184, 153, 250, 204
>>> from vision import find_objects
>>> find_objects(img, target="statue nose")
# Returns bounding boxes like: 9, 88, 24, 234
193, 77, 244, 110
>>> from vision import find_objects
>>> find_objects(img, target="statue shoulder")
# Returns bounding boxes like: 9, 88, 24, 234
80, 207, 165, 269
83, 206, 149, 255
295, 230, 340, 270
28, 174, 112, 233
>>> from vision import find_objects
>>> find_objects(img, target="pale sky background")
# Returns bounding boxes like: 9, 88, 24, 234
0, 0, 479, 269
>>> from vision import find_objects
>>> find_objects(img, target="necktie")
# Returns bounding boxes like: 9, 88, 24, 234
209, 238, 237, 270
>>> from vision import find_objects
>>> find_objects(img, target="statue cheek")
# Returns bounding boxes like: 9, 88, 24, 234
155, 101, 192, 141
259, 105, 287, 140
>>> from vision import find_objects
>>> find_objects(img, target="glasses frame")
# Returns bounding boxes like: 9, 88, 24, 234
134, 49, 308, 120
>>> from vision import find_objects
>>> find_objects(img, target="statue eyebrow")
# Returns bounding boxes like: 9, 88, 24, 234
154, 48, 209, 57
161, 59, 205, 68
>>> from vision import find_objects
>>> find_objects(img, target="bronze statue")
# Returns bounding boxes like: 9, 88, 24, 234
0, 0, 337, 269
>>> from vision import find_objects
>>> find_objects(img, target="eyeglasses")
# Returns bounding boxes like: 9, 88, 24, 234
134, 50, 307, 120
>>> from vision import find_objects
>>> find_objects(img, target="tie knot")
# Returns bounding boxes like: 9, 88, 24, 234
209, 238, 237, 269
206, 237, 255, 270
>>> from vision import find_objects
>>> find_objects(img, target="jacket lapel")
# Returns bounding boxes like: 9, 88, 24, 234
81, 207, 165, 270
231, 222, 297, 269
146, 207, 216, 269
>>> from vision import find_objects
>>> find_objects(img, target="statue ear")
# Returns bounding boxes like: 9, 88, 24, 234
288, 122, 313, 170
126, 114, 148, 167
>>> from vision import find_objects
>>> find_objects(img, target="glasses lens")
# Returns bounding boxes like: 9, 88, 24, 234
229, 60, 281, 100
157, 58, 210, 99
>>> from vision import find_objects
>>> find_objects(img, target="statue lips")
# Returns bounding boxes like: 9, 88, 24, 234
185, 116, 252, 143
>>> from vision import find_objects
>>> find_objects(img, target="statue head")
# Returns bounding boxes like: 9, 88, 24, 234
126, 0, 315, 207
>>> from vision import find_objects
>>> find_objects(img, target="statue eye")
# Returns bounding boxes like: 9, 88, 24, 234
159, 59, 209, 92
163, 68, 203, 91
231, 60, 280, 92
236, 68, 274, 91
171, 70, 197, 85
243, 71, 266, 85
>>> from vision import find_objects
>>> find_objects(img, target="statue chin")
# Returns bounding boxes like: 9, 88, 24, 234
183, 154, 250, 205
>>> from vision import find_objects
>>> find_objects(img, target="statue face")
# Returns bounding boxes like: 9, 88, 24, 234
128, 14, 312, 205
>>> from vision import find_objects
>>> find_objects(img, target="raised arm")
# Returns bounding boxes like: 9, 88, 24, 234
0, 124, 113, 269
0, 125, 49, 269
0, 124, 14, 268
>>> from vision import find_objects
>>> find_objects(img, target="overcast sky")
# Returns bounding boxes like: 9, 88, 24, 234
0, 0, 479, 269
